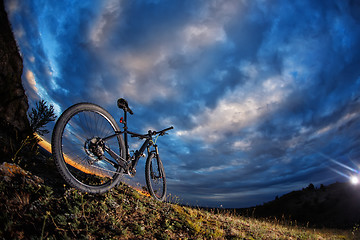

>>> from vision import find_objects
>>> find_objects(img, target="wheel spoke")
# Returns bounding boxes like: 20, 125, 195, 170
146, 154, 166, 201
52, 103, 125, 194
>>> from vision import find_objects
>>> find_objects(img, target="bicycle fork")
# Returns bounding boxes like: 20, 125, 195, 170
147, 144, 164, 179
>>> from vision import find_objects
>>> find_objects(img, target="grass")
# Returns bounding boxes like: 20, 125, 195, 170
0, 161, 359, 239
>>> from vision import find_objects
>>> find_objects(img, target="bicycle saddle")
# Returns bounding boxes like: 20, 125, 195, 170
117, 98, 133, 114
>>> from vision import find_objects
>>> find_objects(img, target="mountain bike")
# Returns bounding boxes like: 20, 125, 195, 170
51, 98, 173, 201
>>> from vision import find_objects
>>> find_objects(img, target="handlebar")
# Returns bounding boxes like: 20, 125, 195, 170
130, 126, 174, 139
154, 126, 174, 135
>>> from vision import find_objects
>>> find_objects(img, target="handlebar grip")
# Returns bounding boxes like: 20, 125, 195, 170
163, 126, 174, 132
158, 126, 174, 135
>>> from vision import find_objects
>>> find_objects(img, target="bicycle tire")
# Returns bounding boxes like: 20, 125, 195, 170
51, 103, 125, 194
145, 153, 167, 201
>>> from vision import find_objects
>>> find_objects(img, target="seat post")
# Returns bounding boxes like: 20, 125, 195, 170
123, 110, 129, 160
123, 110, 128, 129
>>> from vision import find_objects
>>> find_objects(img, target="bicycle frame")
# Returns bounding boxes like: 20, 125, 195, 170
102, 110, 157, 176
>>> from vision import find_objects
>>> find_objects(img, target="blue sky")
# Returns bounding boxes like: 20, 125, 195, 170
6, 0, 360, 208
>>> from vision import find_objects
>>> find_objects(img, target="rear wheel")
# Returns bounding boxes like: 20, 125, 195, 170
51, 103, 125, 194
145, 153, 167, 201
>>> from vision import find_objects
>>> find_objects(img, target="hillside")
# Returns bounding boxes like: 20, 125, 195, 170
0, 160, 358, 239
240, 183, 360, 229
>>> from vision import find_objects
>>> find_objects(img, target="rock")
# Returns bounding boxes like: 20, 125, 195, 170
0, 162, 44, 185
0, 0, 30, 133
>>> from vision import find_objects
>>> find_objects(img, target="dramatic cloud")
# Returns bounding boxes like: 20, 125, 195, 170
6, 0, 360, 207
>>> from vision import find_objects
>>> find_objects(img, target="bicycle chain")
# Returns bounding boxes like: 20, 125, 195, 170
78, 156, 134, 177
86, 162, 122, 177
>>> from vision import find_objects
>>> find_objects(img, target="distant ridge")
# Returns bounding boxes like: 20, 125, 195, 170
239, 182, 360, 228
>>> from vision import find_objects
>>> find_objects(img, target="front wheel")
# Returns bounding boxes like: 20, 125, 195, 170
145, 153, 167, 201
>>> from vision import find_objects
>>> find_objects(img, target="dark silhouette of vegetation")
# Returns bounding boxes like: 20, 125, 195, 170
306, 183, 315, 191
3, 100, 56, 167
29, 100, 56, 136
0, 99, 56, 168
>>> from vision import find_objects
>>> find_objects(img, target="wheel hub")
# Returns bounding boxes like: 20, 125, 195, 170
84, 137, 105, 163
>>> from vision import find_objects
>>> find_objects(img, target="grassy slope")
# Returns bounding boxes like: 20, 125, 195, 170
0, 159, 358, 240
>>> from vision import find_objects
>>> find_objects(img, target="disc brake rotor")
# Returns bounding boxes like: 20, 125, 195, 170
84, 137, 105, 164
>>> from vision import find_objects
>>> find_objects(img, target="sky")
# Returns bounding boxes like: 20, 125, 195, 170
5, 0, 360, 208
